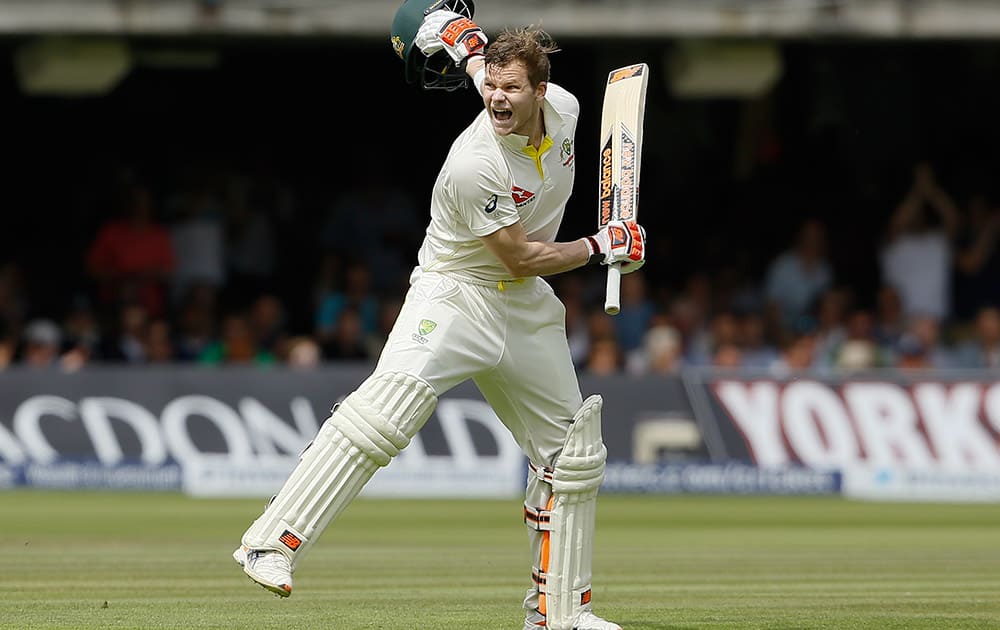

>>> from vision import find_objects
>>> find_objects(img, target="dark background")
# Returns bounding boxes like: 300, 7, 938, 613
3, 35, 999, 332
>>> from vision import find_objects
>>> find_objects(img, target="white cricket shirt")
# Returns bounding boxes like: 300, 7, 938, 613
416, 81, 579, 283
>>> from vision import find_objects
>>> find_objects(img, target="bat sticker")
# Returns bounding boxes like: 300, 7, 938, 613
608, 64, 645, 84
618, 128, 637, 221
599, 137, 615, 225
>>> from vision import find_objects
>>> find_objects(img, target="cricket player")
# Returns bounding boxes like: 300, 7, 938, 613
233, 2, 647, 628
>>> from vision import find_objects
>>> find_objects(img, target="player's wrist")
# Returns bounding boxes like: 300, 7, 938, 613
584, 236, 604, 265
469, 59, 486, 83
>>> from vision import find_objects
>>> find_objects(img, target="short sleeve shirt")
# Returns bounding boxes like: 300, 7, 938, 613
416, 83, 579, 283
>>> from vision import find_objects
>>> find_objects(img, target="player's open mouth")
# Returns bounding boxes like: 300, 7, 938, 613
493, 109, 512, 121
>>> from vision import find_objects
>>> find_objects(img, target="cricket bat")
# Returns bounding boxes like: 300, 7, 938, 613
598, 63, 649, 315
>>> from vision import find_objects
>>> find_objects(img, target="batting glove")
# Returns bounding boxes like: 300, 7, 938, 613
414, 10, 488, 66
585, 220, 647, 274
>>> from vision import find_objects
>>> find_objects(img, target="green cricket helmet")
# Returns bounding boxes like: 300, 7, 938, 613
390, 0, 476, 91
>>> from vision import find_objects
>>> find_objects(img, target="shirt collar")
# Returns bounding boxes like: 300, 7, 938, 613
497, 96, 565, 151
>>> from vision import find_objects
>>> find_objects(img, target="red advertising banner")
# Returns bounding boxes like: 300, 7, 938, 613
683, 370, 1000, 500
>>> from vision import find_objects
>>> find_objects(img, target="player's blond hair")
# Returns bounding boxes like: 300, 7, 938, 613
484, 26, 559, 87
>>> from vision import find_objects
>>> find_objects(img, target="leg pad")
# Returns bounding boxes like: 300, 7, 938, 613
241, 371, 436, 568
523, 395, 608, 630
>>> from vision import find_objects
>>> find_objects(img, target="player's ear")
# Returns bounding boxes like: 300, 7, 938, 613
535, 81, 547, 101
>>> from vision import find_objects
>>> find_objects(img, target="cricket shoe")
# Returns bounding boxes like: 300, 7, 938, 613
232, 545, 293, 597
523, 609, 622, 630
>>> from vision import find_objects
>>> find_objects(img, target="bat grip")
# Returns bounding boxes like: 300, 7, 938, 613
604, 263, 622, 315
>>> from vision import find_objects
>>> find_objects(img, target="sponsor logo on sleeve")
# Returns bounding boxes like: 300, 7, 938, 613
511, 186, 536, 208
484, 194, 498, 214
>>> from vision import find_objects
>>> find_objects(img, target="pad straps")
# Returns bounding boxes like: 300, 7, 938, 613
524, 395, 608, 630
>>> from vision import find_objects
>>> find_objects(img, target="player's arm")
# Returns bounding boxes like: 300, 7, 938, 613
481, 220, 646, 278
465, 55, 485, 80
920, 170, 961, 238
481, 222, 590, 277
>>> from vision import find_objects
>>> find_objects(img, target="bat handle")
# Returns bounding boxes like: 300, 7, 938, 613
604, 263, 622, 315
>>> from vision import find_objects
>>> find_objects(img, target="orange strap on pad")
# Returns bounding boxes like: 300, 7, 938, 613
524, 395, 608, 629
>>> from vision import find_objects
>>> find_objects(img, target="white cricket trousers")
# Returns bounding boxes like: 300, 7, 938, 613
374, 270, 584, 467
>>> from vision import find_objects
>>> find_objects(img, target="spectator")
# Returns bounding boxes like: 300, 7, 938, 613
578, 306, 619, 370
564, 292, 589, 368
322, 307, 370, 361
893, 313, 953, 370
811, 287, 851, 369
0, 340, 13, 370
0, 317, 13, 370
144, 318, 177, 363
364, 297, 404, 359
626, 323, 683, 375
952, 193, 1000, 320
61, 296, 102, 362
86, 182, 175, 319
874, 284, 906, 350
894, 334, 932, 370
833, 308, 884, 370
99, 303, 150, 363
314, 259, 380, 350
174, 285, 217, 361
168, 182, 226, 307
879, 161, 960, 322
249, 293, 288, 358
762, 217, 833, 330
223, 175, 277, 308
669, 295, 709, 364
552, 272, 592, 368
285, 335, 322, 370
719, 263, 764, 321
311, 253, 343, 315
736, 311, 779, 368
20, 319, 62, 368
318, 164, 421, 295
199, 311, 276, 365
769, 317, 819, 375
584, 337, 623, 376
613, 272, 656, 353
712, 342, 744, 369
689, 310, 740, 367
953, 306, 1000, 369
834, 339, 878, 371
684, 272, 714, 322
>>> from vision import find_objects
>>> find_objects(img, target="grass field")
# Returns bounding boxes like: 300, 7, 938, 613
2, 491, 998, 629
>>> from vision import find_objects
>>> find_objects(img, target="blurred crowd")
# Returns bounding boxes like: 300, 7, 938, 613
1, 158, 999, 375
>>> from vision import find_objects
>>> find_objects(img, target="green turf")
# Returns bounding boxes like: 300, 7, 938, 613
2, 491, 998, 629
